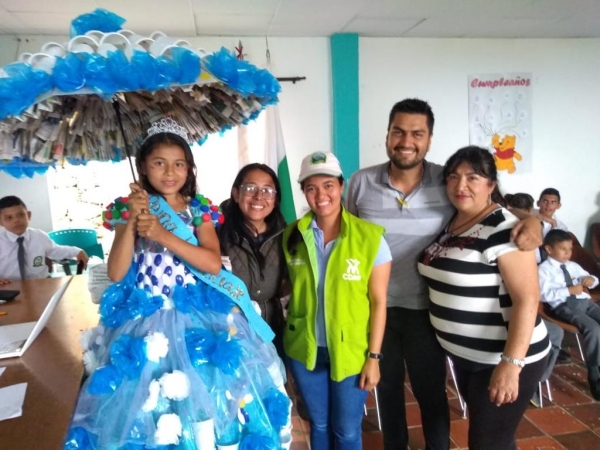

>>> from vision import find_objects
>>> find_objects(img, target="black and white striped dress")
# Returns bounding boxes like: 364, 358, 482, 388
418, 207, 549, 366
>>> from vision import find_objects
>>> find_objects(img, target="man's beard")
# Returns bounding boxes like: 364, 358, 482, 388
389, 150, 424, 170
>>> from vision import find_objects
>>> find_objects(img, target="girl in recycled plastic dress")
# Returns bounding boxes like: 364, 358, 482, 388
64, 118, 292, 450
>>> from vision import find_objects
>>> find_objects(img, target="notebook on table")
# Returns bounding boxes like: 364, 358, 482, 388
0, 278, 72, 359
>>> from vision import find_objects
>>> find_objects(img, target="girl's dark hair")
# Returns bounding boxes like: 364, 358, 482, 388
136, 132, 198, 199
443, 145, 504, 205
506, 193, 535, 211
220, 164, 286, 273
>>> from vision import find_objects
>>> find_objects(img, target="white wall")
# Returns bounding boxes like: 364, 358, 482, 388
360, 38, 600, 245
2, 34, 332, 224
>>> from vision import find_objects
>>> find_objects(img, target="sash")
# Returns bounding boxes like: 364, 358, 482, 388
148, 195, 275, 343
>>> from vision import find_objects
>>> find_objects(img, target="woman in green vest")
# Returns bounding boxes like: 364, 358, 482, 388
283, 151, 392, 450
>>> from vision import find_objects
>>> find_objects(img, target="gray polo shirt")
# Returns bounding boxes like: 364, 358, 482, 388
346, 161, 455, 310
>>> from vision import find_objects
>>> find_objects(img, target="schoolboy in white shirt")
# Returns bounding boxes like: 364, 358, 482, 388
539, 229, 600, 399
0, 196, 88, 284
537, 188, 568, 236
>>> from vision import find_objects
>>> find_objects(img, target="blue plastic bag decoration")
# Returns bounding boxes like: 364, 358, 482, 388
87, 364, 124, 395
211, 332, 243, 375
239, 433, 279, 450
253, 68, 281, 102
0, 158, 51, 178
107, 50, 140, 92
171, 47, 201, 84
80, 52, 118, 97
156, 56, 181, 88
63, 426, 98, 450
52, 53, 85, 92
204, 48, 255, 97
70, 9, 125, 38
0, 63, 53, 120
262, 389, 291, 429
203, 284, 235, 315
99, 265, 163, 328
186, 328, 218, 366
109, 334, 147, 379
130, 51, 162, 91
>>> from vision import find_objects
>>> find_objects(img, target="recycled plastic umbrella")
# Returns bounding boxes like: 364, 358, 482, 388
0, 9, 281, 179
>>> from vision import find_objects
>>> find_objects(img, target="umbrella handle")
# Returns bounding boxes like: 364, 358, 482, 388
112, 100, 137, 183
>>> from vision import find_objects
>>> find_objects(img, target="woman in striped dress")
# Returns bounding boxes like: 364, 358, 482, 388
418, 146, 549, 450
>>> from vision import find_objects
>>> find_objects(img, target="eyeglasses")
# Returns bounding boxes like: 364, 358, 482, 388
239, 184, 277, 200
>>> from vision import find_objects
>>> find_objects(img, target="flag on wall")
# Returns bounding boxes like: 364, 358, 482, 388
468, 73, 533, 174
265, 105, 296, 223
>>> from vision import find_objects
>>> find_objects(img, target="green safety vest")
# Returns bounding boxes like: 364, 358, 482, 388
282, 208, 385, 381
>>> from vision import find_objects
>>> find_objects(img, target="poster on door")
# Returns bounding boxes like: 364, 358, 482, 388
468, 73, 532, 174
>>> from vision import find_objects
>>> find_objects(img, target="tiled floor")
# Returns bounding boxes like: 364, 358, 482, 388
289, 334, 600, 449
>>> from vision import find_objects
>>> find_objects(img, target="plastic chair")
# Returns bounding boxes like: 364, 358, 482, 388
538, 303, 585, 362
48, 228, 105, 275
363, 386, 382, 430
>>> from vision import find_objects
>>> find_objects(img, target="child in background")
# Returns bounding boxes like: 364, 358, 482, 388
537, 188, 568, 235
539, 229, 600, 400
0, 195, 88, 283
65, 118, 291, 450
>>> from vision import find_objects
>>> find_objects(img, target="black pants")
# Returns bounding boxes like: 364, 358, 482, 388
379, 307, 450, 450
453, 355, 548, 450
553, 298, 600, 369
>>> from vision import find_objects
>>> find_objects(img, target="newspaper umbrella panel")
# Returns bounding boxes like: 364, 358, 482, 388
0, 10, 280, 178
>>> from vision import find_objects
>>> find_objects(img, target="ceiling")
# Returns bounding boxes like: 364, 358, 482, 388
0, 0, 598, 38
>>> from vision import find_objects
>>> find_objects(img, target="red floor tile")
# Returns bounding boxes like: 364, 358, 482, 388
405, 403, 422, 428
450, 419, 469, 448
554, 430, 600, 449
407, 426, 427, 450
552, 364, 590, 392
563, 402, 600, 429
362, 431, 383, 449
545, 375, 593, 406
448, 397, 466, 421
515, 417, 545, 440
286, 359, 600, 449
525, 406, 588, 435
516, 436, 566, 450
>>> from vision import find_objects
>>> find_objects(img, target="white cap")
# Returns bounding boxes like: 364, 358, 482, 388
298, 152, 343, 183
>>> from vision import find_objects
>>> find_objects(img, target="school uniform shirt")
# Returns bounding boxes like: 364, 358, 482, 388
0, 227, 81, 280
418, 207, 549, 366
537, 213, 568, 238
538, 257, 599, 309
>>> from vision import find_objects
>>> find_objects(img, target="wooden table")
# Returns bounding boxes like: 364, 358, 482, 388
0, 276, 99, 450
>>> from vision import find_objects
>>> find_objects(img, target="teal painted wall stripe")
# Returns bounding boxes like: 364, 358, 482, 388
330, 33, 359, 180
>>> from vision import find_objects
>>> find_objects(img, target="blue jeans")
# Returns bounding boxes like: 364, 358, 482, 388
288, 347, 368, 450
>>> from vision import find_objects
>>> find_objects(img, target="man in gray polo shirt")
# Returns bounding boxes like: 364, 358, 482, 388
347, 99, 451, 450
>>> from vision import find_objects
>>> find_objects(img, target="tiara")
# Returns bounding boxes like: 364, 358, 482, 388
145, 118, 189, 142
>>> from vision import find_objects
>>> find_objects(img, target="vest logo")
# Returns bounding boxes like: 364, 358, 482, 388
343, 258, 361, 281
289, 258, 306, 266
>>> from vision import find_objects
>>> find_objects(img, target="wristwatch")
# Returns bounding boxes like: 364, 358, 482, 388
367, 351, 383, 360
500, 353, 525, 368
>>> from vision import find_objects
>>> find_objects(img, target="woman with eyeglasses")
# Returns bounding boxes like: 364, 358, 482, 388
219, 163, 288, 341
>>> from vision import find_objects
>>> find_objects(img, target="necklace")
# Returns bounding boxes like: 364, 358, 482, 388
448, 203, 497, 236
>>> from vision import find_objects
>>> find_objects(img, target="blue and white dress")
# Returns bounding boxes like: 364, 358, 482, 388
65, 195, 291, 450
